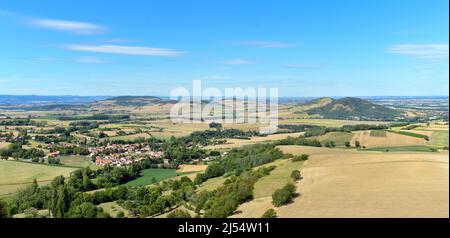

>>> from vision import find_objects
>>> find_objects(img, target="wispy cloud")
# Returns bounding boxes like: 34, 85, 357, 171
62, 44, 185, 57
234, 40, 295, 48
32, 57, 60, 62
30, 18, 106, 34
33, 56, 105, 64
224, 59, 254, 65
386, 44, 449, 60
74, 57, 105, 63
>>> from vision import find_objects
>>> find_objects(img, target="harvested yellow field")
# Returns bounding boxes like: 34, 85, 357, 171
279, 119, 389, 127
351, 130, 426, 148
177, 164, 208, 173
206, 132, 304, 150
274, 146, 449, 218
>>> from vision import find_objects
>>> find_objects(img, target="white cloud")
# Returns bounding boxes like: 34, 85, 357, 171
224, 59, 254, 65
386, 44, 449, 59
62, 44, 185, 57
244, 40, 295, 48
32, 57, 60, 61
30, 18, 106, 34
74, 57, 105, 63
33, 56, 105, 63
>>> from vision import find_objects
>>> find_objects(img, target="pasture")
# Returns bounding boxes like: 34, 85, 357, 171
316, 131, 354, 146
0, 160, 77, 197
58, 156, 91, 168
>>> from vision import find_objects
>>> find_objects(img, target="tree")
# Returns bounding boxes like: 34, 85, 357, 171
345, 141, 351, 148
0, 200, 8, 218
292, 154, 309, 162
116, 211, 125, 218
291, 170, 302, 182
272, 183, 296, 207
166, 209, 192, 218
261, 209, 277, 218
209, 122, 222, 130
67, 202, 98, 218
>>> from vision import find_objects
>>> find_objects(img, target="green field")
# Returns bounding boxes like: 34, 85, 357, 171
125, 168, 192, 186
428, 131, 449, 148
316, 131, 354, 146
370, 130, 387, 137
0, 160, 77, 197
362, 146, 436, 152
59, 156, 91, 168
389, 130, 428, 139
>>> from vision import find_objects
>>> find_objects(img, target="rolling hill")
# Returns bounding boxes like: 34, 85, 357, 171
93, 96, 174, 107
305, 97, 403, 120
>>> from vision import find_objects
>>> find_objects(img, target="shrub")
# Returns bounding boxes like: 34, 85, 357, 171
261, 209, 277, 218
292, 154, 309, 162
291, 170, 302, 182
167, 209, 192, 218
272, 183, 296, 207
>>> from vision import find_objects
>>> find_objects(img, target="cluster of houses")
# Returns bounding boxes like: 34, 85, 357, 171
89, 143, 164, 166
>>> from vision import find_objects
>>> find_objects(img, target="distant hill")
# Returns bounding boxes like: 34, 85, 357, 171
306, 97, 403, 120
0, 95, 108, 105
299, 97, 334, 110
93, 96, 173, 107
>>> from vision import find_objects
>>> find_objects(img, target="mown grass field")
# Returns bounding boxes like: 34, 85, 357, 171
58, 156, 91, 168
428, 131, 449, 148
125, 168, 193, 186
351, 130, 426, 148
316, 131, 354, 146
279, 118, 389, 127
370, 130, 387, 137
0, 160, 77, 197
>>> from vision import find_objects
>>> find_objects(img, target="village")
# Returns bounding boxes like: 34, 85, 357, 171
89, 143, 164, 166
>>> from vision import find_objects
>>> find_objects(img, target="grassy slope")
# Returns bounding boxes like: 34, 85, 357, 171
428, 131, 449, 148
362, 146, 436, 152
316, 132, 354, 146
59, 156, 91, 168
125, 168, 193, 186
0, 160, 76, 197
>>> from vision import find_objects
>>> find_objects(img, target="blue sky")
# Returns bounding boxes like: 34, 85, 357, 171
0, 0, 448, 96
